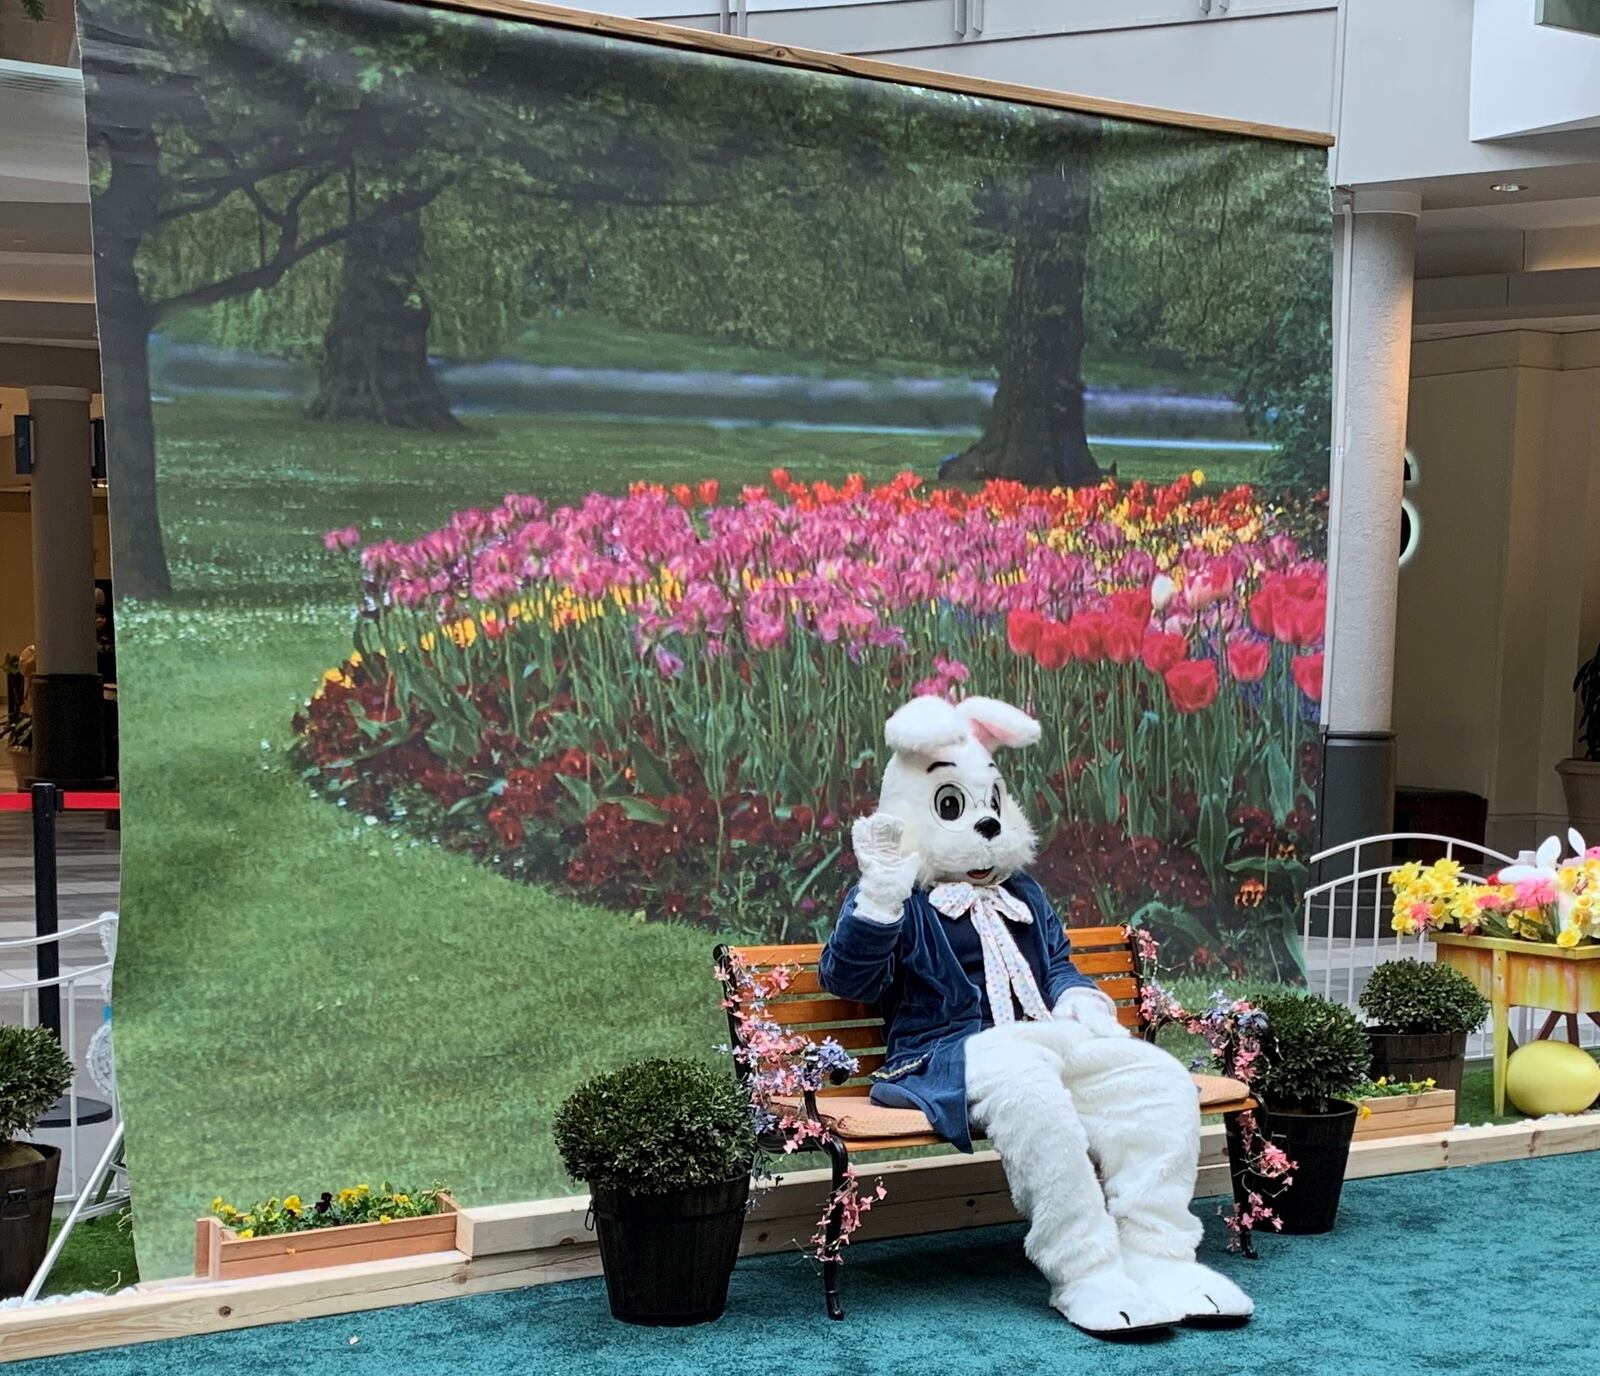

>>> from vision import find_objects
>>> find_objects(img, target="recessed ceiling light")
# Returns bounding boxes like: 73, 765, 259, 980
1490, 182, 1526, 194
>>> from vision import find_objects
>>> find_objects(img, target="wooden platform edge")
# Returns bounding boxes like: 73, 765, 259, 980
5, 1113, 1596, 1363
401, 0, 1335, 147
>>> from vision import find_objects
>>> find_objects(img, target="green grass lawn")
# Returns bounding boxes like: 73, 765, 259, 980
113, 395, 1273, 1279
43, 1213, 138, 1298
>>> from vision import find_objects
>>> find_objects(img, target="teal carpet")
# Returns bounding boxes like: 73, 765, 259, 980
22, 1155, 1600, 1375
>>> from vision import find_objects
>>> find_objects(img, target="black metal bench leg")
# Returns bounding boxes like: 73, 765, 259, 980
1224, 1112, 1258, 1261
821, 1134, 849, 1319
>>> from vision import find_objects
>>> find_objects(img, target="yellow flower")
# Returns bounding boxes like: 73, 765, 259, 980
238, 1229, 255, 1240
357, 1184, 370, 1196
283, 1195, 302, 1213
321, 668, 343, 684
1424, 1078, 1436, 1088
1359, 1105, 1371, 1118
1375, 1076, 1387, 1086
392, 1193, 411, 1206
338, 1188, 360, 1205
1557, 926, 1582, 948
1191, 468, 1206, 485
211, 1196, 225, 1212
378, 1214, 393, 1225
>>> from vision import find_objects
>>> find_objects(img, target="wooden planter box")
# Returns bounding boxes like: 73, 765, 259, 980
1353, 1089, 1457, 1141
194, 1195, 460, 1281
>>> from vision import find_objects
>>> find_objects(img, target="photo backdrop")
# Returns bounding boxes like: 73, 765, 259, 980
82, 0, 1332, 1277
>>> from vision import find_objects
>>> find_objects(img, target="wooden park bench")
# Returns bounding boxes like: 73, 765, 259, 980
715, 925, 1258, 1320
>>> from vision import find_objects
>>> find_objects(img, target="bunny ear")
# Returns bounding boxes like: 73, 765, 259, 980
1570, 828, 1588, 858
1537, 835, 1563, 868
955, 696, 1041, 752
884, 696, 970, 754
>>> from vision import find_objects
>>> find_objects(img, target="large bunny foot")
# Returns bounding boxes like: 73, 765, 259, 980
1121, 1253, 1253, 1326
1051, 1267, 1183, 1337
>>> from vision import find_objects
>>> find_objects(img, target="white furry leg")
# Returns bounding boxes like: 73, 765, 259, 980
965, 1025, 1182, 1335
1067, 1034, 1253, 1323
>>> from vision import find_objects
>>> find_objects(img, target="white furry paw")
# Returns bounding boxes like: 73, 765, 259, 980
1121, 1254, 1253, 1324
1050, 1267, 1183, 1336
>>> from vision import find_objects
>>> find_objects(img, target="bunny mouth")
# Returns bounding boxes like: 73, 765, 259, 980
966, 867, 996, 883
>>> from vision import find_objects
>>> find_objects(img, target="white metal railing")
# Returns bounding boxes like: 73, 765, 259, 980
1294, 833, 1573, 1062
0, 911, 121, 1204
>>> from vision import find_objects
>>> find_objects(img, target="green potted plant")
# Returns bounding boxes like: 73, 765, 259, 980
1359, 958, 1488, 1094
1558, 639, 1600, 838
0, 0, 75, 67
1, 711, 32, 786
0, 1025, 74, 1298
555, 1058, 755, 1326
1250, 991, 1371, 1235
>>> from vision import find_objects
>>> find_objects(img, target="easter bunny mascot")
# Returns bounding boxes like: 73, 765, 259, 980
819, 694, 1252, 1336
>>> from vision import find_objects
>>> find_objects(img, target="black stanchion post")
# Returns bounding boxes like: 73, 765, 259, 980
31, 781, 60, 1039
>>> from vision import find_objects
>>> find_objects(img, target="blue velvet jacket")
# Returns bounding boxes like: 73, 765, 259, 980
818, 873, 1097, 1151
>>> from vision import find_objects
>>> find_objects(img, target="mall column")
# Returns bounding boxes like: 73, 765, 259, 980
27, 385, 105, 786
1317, 191, 1419, 921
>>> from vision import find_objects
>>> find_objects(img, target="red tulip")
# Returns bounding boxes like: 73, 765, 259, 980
1036, 621, 1073, 671
1007, 608, 1045, 658
1292, 652, 1324, 702
1249, 583, 1280, 637
1109, 588, 1151, 624
1276, 592, 1327, 648
1141, 630, 1187, 676
672, 483, 694, 509
1164, 659, 1219, 714
1066, 612, 1107, 664
697, 479, 720, 507
1103, 616, 1143, 665
1226, 637, 1271, 683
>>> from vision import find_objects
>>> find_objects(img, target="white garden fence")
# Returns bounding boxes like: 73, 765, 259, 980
1298, 832, 1598, 1058
0, 910, 123, 1206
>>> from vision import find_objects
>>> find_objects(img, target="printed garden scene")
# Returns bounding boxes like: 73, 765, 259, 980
82, 0, 1330, 1277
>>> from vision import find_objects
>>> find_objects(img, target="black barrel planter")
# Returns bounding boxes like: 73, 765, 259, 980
1255, 1101, 1358, 1235
1367, 1028, 1468, 1095
0, 1144, 61, 1298
590, 1174, 750, 1325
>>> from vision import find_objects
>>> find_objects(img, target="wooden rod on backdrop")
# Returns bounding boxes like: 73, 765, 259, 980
395, 0, 1335, 148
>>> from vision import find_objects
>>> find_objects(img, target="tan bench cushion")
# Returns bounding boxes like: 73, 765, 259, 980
774, 1072, 1252, 1141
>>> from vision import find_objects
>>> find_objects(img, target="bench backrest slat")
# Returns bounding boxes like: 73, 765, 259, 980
723, 926, 1145, 1095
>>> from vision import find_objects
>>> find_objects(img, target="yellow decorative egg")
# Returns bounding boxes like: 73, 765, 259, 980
1505, 1041, 1600, 1117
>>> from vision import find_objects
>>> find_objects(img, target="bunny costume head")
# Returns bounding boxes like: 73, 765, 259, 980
877, 695, 1041, 889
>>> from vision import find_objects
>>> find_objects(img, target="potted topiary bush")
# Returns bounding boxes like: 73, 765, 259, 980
0, 1025, 74, 1298
555, 1058, 756, 1326
1359, 958, 1488, 1094
1250, 991, 1371, 1235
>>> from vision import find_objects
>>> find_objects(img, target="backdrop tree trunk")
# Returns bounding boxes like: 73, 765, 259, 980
943, 156, 1099, 488
308, 210, 459, 429
92, 126, 172, 600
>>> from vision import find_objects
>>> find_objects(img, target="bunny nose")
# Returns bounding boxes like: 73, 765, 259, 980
974, 816, 1001, 840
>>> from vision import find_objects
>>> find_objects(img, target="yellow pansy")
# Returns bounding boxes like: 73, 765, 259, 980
238, 1229, 255, 1240
283, 1195, 302, 1213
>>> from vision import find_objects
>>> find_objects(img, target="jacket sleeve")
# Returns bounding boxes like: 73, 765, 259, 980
1026, 878, 1097, 1005
818, 885, 903, 1004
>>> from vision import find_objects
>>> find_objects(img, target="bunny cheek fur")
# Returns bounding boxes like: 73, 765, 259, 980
878, 735, 1037, 889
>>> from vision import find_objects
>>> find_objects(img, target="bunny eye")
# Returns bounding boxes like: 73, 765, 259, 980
933, 784, 965, 823
989, 783, 1002, 813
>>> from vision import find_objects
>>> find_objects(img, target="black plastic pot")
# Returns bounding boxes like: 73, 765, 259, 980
0, 1144, 61, 1299
589, 1174, 749, 1326
1367, 1028, 1467, 1094
1254, 1101, 1357, 1235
